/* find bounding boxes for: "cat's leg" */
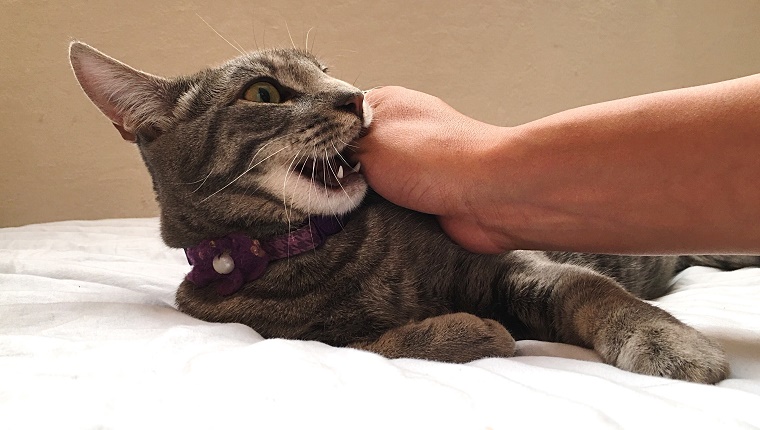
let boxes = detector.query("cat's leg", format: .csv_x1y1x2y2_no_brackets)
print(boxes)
502,252,729,383
349,312,516,363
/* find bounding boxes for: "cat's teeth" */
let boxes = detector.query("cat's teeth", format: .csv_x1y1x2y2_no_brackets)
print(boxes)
337,165,344,179
352,162,361,173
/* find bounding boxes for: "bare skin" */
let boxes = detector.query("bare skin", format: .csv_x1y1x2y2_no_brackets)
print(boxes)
355,75,760,255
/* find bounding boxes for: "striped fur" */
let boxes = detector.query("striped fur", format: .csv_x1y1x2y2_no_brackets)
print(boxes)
70,42,759,383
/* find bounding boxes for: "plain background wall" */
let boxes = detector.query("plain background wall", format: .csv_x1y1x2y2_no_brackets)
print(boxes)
2,0,760,227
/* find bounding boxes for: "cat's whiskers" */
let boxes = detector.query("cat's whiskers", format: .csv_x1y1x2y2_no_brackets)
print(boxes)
305,27,315,54
232,38,247,55
195,13,246,56
249,12,260,50
244,136,282,171
284,21,297,50
173,169,213,186
282,148,305,252
200,146,286,204
306,155,318,215
326,148,347,230
301,153,315,243
191,168,214,193
301,149,319,256
324,147,347,231
328,144,354,203
237,133,302,198
314,149,346,231
321,148,331,212
286,151,313,227
333,143,353,166
239,131,301,180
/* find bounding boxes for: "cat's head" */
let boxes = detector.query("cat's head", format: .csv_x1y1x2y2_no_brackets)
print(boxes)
69,41,371,248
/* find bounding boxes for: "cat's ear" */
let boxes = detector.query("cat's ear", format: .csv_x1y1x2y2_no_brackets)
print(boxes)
69,41,177,142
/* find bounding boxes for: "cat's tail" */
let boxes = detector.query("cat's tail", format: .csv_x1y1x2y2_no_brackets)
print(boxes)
675,255,760,272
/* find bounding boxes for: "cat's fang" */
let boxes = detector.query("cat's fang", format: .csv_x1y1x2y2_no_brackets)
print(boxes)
352,162,361,173
337,165,344,179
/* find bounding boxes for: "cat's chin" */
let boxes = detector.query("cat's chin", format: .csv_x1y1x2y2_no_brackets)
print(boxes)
259,166,368,217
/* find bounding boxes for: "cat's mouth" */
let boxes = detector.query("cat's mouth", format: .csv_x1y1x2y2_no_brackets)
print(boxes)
295,154,362,189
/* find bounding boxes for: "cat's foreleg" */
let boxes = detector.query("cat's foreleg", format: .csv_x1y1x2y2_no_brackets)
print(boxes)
349,312,516,363
504,253,729,383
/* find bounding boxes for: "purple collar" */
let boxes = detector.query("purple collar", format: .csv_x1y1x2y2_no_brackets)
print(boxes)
184,216,344,296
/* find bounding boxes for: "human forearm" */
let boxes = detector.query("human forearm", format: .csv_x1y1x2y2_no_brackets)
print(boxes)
356,80,760,254
482,73,760,253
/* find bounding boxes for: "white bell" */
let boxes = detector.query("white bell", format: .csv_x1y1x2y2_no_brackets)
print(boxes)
212,252,235,275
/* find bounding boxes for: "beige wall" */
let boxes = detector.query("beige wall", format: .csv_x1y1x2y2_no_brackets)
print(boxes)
2,0,760,227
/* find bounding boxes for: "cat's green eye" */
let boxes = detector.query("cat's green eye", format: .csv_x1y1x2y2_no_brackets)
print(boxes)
243,82,281,103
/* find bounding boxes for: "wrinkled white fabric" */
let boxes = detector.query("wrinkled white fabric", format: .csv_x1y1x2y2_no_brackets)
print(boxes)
1,218,759,429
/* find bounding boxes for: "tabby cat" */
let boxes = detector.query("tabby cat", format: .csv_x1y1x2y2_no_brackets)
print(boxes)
69,41,759,384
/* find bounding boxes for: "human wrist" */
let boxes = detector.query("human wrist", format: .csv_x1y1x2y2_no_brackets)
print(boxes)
469,124,525,203
464,122,565,251
457,124,524,220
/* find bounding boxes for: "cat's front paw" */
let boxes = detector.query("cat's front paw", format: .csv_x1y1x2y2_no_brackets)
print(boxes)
351,313,516,363
612,320,729,384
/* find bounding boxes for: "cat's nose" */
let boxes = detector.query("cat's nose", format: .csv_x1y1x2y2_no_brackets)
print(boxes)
336,92,364,119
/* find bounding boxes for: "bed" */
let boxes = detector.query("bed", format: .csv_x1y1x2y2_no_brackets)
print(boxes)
1,218,759,429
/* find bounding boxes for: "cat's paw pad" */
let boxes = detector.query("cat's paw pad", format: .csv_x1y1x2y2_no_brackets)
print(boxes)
614,321,728,384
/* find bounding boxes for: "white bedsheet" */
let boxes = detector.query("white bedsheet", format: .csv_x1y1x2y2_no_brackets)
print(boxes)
1,218,759,429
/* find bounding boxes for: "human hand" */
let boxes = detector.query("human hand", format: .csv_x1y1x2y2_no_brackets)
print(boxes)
354,86,514,253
